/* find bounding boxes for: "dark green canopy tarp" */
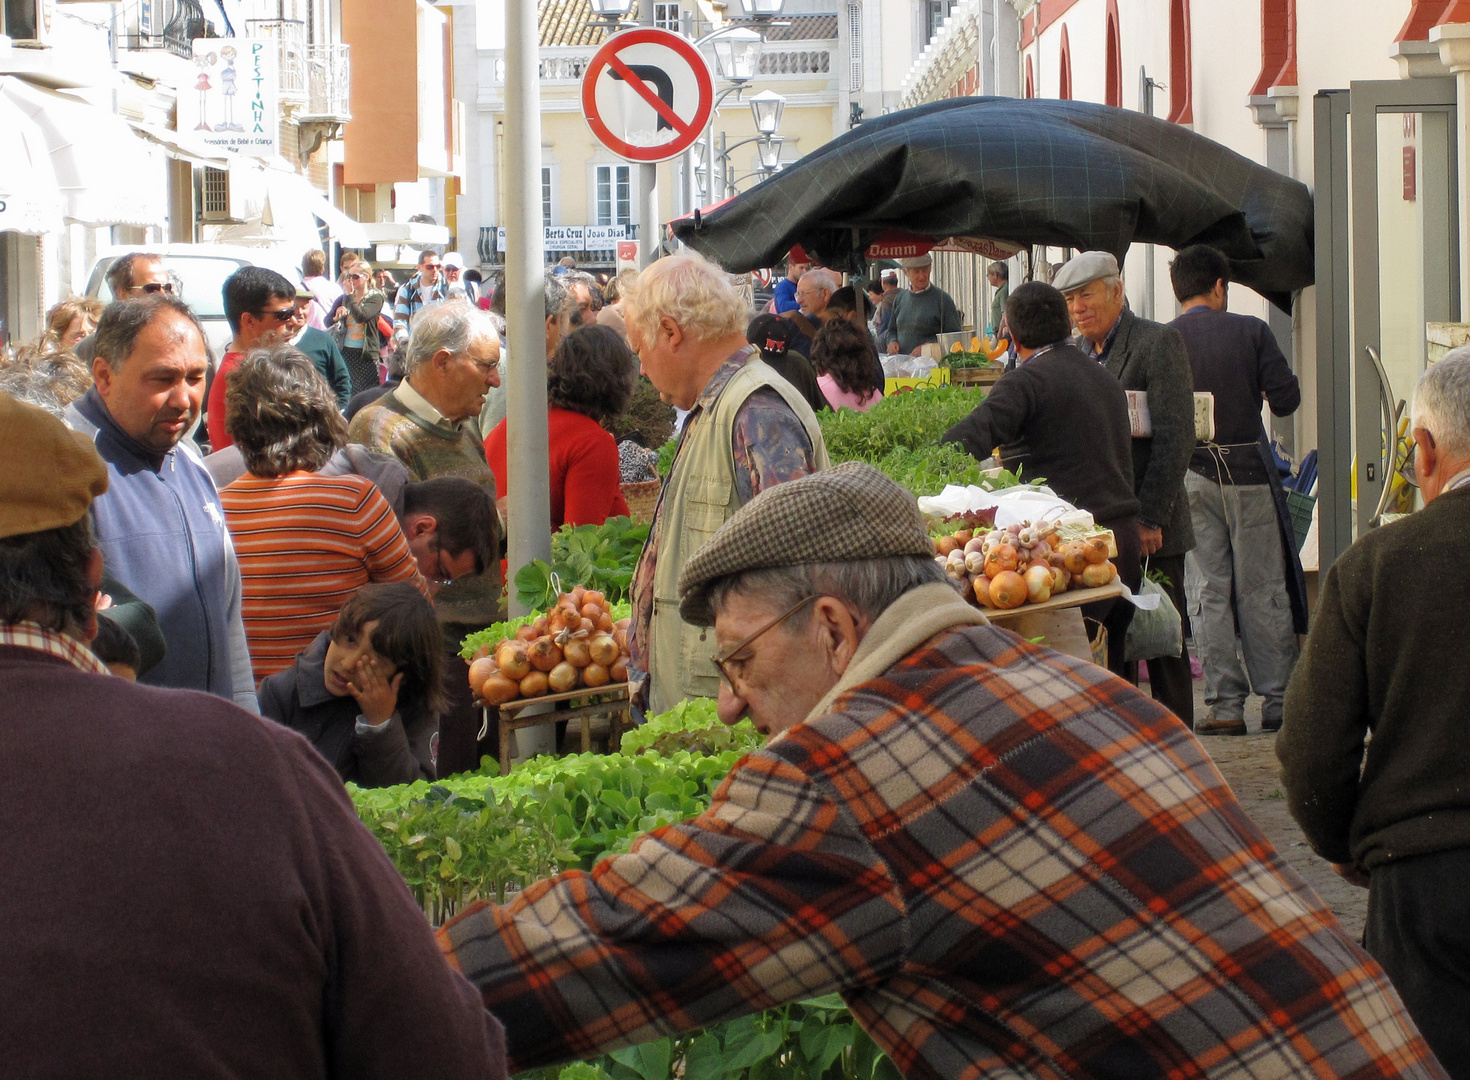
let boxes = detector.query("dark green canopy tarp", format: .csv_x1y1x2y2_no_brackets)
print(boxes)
672,96,1313,311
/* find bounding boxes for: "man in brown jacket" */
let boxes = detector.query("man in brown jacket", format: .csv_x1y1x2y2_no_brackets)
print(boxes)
0,391,505,1078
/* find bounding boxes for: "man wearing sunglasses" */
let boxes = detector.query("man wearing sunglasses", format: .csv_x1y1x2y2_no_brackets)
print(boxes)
439,462,1440,1080
207,266,300,450
76,253,178,365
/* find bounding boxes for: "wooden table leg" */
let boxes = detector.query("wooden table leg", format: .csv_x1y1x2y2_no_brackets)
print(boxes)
499,710,512,776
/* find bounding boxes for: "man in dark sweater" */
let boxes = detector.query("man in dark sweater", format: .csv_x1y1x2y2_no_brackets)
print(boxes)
1278,353,1470,1077
942,282,1141,673
1057,251,1196,724
1169,245,1302,735
0,390,506,1078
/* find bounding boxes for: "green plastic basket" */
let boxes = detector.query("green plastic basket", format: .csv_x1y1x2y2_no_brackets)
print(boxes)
1285,490,1316,554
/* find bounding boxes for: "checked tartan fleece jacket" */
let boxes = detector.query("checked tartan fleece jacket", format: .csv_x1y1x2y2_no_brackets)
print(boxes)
440,622,1441,1079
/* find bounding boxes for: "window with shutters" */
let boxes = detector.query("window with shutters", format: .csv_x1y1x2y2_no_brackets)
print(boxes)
847,3,862,93
1,0,39,40
542,167,553,226
202,168,230,217
595,164,633,226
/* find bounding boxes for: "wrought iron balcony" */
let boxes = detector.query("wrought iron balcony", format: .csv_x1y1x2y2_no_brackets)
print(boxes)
126,0,207,60
301,44,351,122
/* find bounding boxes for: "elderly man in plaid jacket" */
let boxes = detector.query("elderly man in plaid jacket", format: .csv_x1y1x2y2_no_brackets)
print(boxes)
440,463,1444,1080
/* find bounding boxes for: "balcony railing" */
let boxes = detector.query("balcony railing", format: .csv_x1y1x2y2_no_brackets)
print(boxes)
127,0,206,60
246,18,307,101
488,44,834,85
301,44,351,121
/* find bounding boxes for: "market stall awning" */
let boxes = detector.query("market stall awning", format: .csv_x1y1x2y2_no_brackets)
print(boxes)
0,76,166,230
130,122,233,169
0,83,64,236
671,97,1314,311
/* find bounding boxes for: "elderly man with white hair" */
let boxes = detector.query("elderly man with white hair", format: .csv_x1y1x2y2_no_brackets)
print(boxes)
347,297,504,775
1055,250,1196,725
621,251,829,715
779,268,838,359
1279,352,1470,1077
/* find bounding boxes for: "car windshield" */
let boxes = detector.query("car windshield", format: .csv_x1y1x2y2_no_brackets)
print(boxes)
98,256,249,319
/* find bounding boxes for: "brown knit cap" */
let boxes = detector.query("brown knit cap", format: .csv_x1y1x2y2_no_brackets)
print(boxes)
0,392,109,540
677,461,934,626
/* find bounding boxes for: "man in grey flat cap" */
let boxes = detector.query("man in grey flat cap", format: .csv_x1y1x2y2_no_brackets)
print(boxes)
878,253,962,356
1054,250,1196,726
438,461,1440,1080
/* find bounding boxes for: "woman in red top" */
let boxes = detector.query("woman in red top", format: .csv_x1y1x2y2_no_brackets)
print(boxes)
485,325,636,528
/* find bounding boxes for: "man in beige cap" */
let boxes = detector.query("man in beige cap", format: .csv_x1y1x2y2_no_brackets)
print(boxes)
0,391,508,1078
877,252,962,355
1053,249,1196,726
438,461,1440,1080
620,250,828,715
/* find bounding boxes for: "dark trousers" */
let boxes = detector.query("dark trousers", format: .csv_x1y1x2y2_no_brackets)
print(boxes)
1085,516,1141,678
1366,848,1470,1078
1133,553,1194,725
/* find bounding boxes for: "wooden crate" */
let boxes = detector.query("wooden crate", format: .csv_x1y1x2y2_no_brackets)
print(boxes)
949,365,1005,387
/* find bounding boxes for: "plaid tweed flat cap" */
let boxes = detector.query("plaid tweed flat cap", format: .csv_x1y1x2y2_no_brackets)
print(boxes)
677,461,935,625
1053,250,1120,293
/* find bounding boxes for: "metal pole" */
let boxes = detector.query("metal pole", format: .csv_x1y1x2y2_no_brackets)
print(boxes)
638,0,660,267
505,0,551,617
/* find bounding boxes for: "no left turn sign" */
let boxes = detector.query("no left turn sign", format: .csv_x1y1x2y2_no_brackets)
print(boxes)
581,28,715,163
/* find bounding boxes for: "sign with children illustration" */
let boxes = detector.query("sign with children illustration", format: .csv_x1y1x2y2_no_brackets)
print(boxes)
177,40,279,157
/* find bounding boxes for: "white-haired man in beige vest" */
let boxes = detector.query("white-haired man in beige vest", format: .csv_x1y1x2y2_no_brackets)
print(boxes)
622,251,830,715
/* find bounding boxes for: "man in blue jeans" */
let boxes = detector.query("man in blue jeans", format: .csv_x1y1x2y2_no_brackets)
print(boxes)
1168,245,1301,734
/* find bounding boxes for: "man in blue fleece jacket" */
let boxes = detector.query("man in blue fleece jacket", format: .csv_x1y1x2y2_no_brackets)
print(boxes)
66,294,258,712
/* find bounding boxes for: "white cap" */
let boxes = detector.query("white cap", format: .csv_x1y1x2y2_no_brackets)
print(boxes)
443,251,465,269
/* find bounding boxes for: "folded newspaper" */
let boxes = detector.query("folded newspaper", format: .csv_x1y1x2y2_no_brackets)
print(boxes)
1125,391,1216,442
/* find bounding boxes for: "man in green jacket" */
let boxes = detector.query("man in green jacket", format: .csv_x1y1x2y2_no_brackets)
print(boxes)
1279,353,1470,1078
878,254,963,356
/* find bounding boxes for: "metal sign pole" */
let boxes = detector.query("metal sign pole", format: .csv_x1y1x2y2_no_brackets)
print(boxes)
638,0,660,267
505,0,552,616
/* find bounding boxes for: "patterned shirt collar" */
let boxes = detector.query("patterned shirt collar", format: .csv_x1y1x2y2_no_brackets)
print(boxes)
0,621,111,676
1019,340,1066,365
690,346,758,415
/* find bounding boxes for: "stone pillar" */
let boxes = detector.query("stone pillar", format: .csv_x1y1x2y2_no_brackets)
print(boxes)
1432,20,1470,316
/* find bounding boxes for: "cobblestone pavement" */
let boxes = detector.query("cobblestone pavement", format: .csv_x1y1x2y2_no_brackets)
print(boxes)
1149,675,1369,941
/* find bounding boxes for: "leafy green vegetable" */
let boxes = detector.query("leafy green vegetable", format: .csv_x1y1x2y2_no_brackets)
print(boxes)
655,437,679,479
513,516,650,612
868,444,984,496
818,385,985,463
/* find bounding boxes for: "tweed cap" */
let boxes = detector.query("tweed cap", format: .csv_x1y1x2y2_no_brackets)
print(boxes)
897,254,932,269
677,461,934,625
0,392,108,540
1053,250,1120,293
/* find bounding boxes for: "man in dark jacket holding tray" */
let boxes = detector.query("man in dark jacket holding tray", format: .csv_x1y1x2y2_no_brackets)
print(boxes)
942,281,1140,673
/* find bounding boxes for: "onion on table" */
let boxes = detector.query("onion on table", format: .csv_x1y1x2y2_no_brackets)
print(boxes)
467,589,635,706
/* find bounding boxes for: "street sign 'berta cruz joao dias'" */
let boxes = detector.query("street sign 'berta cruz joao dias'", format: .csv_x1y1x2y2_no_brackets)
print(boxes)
581,28,715,163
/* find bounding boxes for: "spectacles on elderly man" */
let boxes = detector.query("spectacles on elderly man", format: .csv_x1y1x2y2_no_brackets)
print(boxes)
710,594,818,691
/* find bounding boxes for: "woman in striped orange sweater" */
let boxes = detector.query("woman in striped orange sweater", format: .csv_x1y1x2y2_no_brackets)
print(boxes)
219,346,428,681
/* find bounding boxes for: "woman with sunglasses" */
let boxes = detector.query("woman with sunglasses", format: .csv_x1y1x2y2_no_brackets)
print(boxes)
332,261,385,396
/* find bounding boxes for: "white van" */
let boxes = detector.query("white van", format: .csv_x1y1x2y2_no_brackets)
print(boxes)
83,244,306,358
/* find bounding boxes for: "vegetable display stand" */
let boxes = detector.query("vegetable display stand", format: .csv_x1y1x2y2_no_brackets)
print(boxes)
620,480,661,524
982,581,1126,664
883,367,950,395
486,683,633,775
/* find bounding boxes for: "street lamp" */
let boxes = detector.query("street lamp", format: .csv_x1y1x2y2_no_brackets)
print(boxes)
710,27,763,83
739,0,786,18
757,135,784,173
750,90,785,136
587,0,635,29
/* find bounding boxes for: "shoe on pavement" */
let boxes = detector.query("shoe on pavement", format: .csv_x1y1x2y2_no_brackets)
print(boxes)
1260,714,1282,733
1194,714,1248,737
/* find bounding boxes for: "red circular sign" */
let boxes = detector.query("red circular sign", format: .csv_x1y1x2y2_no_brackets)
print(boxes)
581,28,715,163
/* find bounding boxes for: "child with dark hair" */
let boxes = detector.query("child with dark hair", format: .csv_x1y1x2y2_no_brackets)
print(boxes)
259,582,446,787
811,317,884,412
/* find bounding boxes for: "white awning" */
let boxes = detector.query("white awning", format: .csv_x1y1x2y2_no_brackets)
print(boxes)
0,77,166,229
262,168,372,248
130,122,233,169
0,81,64,235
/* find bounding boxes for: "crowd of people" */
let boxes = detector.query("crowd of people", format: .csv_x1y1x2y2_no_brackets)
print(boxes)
1,235,1467,1079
